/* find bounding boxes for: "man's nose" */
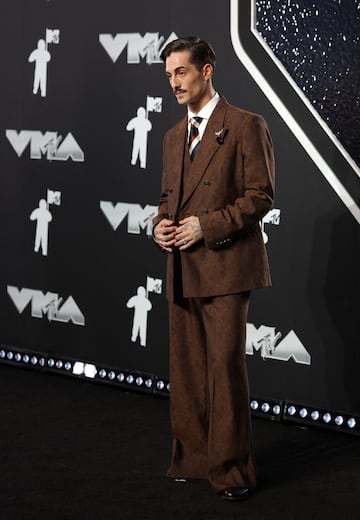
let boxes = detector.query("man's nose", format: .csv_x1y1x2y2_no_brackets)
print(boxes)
170,76,180,90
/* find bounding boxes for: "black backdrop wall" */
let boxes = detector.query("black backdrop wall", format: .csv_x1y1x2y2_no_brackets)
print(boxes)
0,0,359,418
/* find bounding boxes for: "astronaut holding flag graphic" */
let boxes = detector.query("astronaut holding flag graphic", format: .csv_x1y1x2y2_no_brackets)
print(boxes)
28,28,60,97
126,107,152,169
126,286,152,347
29,189,61,256
126,95,162,169
126,276,162,347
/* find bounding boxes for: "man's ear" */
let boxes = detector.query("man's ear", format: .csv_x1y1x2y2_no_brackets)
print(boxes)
203,63,213,80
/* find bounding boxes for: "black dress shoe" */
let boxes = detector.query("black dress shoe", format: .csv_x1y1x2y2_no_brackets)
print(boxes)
167,474,187,482
217,486,252,501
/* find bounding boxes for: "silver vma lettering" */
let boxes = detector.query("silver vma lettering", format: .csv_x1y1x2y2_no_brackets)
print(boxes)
7,286,85,326
100,201,158,236
246,323,311,365
5,130,84,162
99,32,177,64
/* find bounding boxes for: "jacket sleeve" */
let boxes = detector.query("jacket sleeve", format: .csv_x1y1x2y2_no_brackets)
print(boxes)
199,114,275,250
152,133,171,231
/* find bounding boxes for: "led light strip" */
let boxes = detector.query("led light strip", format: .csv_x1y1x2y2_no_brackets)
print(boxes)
0,345,358,435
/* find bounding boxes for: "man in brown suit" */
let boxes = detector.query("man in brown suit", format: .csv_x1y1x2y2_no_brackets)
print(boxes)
153,36,275,501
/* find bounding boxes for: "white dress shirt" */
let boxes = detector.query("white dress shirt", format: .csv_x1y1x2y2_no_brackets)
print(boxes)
187,92,220,140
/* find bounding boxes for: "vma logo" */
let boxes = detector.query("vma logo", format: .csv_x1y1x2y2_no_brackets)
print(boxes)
6,130,84,162
100,201,158,236
246,323,311,365
7,286,85,326
99,32,177,64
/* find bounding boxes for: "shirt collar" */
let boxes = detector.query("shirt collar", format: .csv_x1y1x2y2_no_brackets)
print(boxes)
188,92,220,122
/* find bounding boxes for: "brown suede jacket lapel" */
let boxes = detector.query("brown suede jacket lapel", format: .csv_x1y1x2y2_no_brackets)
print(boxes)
180,99,227,211
165,97,228,214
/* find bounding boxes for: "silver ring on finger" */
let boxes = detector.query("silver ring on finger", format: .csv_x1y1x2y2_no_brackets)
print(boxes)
183,239,188,245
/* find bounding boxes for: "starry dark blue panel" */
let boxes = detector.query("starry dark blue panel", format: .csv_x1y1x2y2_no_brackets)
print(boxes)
256,0,360,168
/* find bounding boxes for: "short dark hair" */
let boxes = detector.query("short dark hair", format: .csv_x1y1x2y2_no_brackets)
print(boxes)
160,36,216,71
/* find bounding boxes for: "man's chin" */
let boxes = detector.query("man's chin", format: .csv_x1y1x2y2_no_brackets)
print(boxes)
175,93,187,105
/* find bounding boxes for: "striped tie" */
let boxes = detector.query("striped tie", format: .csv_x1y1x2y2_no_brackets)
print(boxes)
188,117,202,160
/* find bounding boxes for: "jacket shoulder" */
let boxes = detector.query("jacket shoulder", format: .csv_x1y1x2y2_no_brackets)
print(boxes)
223,100,267,124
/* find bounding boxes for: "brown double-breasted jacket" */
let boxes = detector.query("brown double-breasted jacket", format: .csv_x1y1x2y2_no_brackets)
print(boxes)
153,96,275,301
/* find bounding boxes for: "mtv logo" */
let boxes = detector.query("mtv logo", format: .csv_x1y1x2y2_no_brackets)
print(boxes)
263,209,281,225
47,189,61,205
146,276,162,294
46,28,60,44
260,208,281,244
246,323,311,365
146,96,162,113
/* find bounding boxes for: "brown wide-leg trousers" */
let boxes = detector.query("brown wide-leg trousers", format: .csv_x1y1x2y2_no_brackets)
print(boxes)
167,292,256,492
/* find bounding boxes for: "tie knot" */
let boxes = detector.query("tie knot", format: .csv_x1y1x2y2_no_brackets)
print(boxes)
190,116,202,128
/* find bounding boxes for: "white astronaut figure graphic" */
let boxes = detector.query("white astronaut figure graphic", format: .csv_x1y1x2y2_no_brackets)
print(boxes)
126,107,152,169
28,39,51,97
30,199,53,256
126,286,152,347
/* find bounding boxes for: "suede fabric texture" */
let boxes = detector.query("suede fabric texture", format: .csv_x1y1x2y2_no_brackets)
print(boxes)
167,293,257,493
153,96,275,301
153,95,275,493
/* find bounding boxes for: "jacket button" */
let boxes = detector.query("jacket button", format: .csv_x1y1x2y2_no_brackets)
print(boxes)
167,188,173,193
201,209,209,215
204,180,211,186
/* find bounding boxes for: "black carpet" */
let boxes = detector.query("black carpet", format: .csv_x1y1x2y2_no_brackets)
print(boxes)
1,364,359,520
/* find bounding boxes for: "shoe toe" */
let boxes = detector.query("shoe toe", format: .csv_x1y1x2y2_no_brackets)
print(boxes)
217,486,251,501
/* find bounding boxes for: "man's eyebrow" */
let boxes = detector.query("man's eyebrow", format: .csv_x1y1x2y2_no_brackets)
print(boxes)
166,66,189,75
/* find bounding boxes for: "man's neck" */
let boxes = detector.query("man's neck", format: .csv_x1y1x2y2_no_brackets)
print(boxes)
188,88,216,115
